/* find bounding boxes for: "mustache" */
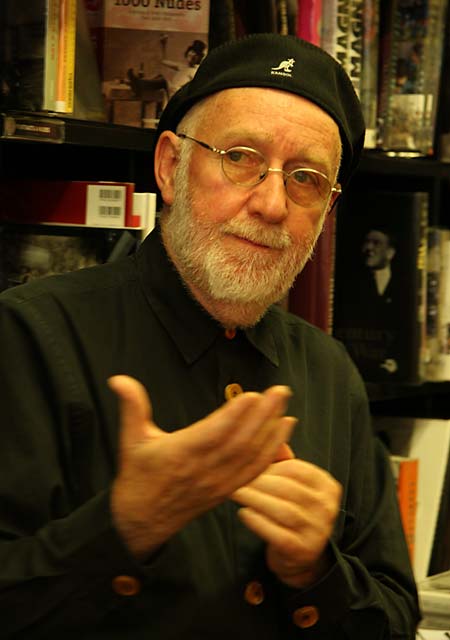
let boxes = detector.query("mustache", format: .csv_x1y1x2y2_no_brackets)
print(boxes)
220,220,292,250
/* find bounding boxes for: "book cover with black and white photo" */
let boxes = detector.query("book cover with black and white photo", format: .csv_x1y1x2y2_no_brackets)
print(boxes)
333,189,428,385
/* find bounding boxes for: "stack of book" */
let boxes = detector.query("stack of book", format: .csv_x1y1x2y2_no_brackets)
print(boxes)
417,570,450,634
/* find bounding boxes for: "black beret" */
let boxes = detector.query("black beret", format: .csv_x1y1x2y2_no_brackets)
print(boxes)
155,32,366,188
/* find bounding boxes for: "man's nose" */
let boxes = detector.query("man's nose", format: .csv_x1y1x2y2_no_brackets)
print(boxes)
247,170,289,223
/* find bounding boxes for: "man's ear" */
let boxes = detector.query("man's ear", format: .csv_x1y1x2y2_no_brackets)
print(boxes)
154,131,180,206
327,190,341,215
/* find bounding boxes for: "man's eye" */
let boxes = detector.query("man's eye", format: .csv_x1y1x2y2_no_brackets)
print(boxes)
291,170,315,185
227,150,246,163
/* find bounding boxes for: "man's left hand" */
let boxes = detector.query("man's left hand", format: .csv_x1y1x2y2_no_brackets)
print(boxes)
231,458,342,589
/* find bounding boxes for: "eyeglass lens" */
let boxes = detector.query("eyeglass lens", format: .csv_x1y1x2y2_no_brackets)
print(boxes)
221,147,331,206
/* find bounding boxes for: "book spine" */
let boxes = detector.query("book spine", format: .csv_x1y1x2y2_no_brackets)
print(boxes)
415,192,429,383
55,0,77,113
347,0,363,97
296,0,322,46
288,212,336,334
424,227,442,375
391,456,419,564
360,0,380,148
43,0,60,111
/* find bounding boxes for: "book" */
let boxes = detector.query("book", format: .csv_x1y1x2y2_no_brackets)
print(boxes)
390,454,419,563
377,0,448,157
375,416,450,581
333,189,429,385
320,0,351,67
55,0,77,113
296,0,322,45
0,1,56,112
83,0,210,128
133,191,157,240
275,0,297,36
0,223,135,292
360,0,380,148
425,228,450,382
288,210,336,334
347,0,364,98
418,570,450,629
0,180,140,228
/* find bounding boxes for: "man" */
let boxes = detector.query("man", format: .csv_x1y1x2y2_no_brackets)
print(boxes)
334,221,406,381
361,226,397,298
0,34,419,638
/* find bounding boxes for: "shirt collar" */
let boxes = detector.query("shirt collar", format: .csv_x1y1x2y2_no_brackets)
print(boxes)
135,227,280,367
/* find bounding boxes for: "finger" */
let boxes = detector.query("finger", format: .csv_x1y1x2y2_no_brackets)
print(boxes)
273,442,295,463
108,375,163,447
188,386,293,452
236,506,300,552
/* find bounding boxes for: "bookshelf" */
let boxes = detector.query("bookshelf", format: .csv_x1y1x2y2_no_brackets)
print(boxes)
0,113,156,190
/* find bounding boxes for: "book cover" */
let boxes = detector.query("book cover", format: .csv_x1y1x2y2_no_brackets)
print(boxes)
288,211,336,334
0,180,139,228
377,0,448,157
333,189,428,385
0,223,129,292
375,416,450,581
390,454,419,563
83,0,210,128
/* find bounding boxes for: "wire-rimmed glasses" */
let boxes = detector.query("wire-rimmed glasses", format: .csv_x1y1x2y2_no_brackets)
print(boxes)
177,133,341,207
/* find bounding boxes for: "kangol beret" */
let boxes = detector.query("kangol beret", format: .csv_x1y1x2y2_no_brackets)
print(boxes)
155,33,366,188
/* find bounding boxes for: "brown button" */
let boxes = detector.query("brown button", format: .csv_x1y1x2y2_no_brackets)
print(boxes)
112,575,141,596
244,580,264,605
292,605,319,628
224,383,243,400
225,328,236,339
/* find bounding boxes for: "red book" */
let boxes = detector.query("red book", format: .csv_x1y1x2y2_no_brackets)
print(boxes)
296,0,322,46
288,212,336,334
0,180,139,228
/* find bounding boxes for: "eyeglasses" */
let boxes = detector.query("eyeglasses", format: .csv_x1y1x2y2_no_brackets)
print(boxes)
177,133,342,207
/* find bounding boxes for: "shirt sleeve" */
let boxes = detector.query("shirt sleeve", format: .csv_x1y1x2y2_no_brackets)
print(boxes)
0,298,154,637
274,362,421,638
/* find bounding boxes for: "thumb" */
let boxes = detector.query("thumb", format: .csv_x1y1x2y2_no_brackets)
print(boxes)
108,374,163,449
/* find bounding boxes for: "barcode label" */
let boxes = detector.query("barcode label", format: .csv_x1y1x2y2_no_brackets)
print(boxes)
86,184,126,227
99,189,122,200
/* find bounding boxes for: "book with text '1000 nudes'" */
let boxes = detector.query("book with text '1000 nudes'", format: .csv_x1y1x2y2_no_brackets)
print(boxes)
83,0,210,128
333,189,428,385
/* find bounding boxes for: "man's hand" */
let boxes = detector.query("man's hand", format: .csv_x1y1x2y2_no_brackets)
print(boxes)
231,458,342,589
108,375,296,558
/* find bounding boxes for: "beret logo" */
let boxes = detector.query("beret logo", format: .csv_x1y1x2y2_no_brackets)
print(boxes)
271,58,295,77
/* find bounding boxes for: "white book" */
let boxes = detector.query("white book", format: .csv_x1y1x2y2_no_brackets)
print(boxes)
375,417,450,581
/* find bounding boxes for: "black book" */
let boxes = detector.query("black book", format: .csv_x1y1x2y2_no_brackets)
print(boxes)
333,189,428,385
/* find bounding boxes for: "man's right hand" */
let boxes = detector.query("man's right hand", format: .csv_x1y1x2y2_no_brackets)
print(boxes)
108,375,296,559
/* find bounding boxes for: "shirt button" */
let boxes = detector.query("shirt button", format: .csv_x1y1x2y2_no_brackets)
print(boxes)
112,575,141,596
224,383,243,400
292,605,320,628
244,580,264,605
224,328,236,339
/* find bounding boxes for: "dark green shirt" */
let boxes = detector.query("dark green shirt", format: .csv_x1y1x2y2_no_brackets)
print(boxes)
0,229,419,639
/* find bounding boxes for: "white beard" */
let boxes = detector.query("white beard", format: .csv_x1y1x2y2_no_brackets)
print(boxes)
161,153,324,325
